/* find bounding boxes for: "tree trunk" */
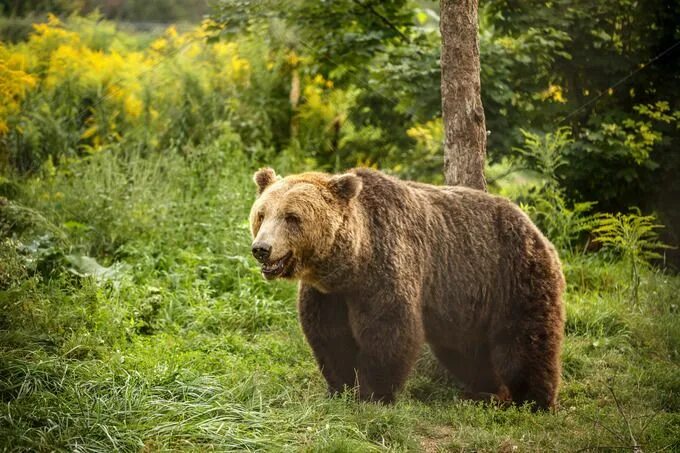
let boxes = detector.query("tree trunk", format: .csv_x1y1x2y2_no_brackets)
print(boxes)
440,0,487,191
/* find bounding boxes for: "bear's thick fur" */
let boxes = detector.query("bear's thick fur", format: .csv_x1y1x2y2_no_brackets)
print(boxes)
249,167,565,409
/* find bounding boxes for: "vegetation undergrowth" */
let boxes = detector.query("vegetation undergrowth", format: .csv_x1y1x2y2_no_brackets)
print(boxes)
0,9,678,453
1,133,678,451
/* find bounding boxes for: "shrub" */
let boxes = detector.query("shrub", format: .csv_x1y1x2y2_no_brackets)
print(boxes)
0,15,285,172
592,209,671,305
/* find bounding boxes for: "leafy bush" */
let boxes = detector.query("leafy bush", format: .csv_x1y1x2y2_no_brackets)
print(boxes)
0,15,287,172
514,127,571,186
503,127,597,254
2,131,679,451
522,187,596,255
0,8,678,451
592,209,671,304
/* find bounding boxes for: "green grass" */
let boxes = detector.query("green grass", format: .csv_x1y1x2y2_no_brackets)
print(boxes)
1,139,679,451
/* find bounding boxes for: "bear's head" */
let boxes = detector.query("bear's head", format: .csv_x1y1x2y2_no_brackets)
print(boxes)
249,167,362,281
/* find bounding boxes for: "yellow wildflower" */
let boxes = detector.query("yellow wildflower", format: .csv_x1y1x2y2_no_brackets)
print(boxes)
150,38,167,53
287,51,300,66
496,37,515,50
165,25,179,40
229,55,251,81
124,95,143,118
540,84,567,103
0,44,37,135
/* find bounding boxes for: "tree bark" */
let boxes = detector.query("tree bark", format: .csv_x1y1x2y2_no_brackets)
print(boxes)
440,0,487,191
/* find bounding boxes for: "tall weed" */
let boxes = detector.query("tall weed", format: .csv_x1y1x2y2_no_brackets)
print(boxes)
592,209,671,304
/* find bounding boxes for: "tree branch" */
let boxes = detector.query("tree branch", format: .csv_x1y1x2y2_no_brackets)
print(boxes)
352,0,411,44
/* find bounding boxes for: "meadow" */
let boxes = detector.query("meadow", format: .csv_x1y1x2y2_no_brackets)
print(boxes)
0,14,679,452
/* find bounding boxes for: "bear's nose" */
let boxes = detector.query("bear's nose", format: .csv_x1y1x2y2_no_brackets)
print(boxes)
251,242,272,262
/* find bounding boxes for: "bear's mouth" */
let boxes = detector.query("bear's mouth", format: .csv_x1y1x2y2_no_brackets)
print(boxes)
261,251,295,279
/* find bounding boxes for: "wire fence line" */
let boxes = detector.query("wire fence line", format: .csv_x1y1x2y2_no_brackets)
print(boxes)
7,12,406,142
21,10,419,152
8,7,679,151
1,16,196,31
73,34,204,127
556,39,680,126
2,15,204,132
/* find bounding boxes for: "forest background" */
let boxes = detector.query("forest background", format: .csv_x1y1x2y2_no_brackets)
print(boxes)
0,0,678,450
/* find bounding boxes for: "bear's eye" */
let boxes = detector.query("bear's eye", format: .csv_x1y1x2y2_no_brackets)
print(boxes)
285,213,301,225
257,212,264,223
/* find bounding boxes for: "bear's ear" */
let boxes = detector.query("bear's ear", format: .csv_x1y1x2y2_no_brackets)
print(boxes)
328,173,362,202
253,167,278,195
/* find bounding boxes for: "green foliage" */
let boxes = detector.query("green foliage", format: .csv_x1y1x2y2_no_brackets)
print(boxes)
1,142,679,450
214,0,415,72
592,209,671,304
0,0,78,17
0,15,289,173
0,8,678,451
4,1,679,214
0,0,209,23
484,0,680,211
507,127,597,254
522,187,596,255
212,0,444,178
207,0,680,217
514,127,571,185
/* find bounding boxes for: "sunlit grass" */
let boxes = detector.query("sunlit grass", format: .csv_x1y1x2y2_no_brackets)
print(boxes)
1,142,679,451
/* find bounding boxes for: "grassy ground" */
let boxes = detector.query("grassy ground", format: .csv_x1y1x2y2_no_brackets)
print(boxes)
1,140,679,451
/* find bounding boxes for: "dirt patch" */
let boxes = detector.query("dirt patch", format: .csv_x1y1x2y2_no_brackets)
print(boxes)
419,425,455,453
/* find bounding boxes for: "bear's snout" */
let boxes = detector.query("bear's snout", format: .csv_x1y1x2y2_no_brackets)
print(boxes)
251,241,272,262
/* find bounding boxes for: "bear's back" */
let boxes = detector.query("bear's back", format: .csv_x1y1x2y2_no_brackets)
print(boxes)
350,168,562,328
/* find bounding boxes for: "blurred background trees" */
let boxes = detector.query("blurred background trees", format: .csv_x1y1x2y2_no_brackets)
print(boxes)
1,4,679,450
0,0,209,22
209,0,680,259
0,0,678,263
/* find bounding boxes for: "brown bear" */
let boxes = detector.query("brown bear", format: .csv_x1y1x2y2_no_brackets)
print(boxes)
249,167,565,409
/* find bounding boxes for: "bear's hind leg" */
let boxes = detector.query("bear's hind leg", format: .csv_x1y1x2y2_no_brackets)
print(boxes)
430,344,505,402
298,285,359,395
491,329,561,411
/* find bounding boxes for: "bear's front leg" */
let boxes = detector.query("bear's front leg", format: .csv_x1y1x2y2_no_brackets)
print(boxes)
351,293,423,403
298,284,359,395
